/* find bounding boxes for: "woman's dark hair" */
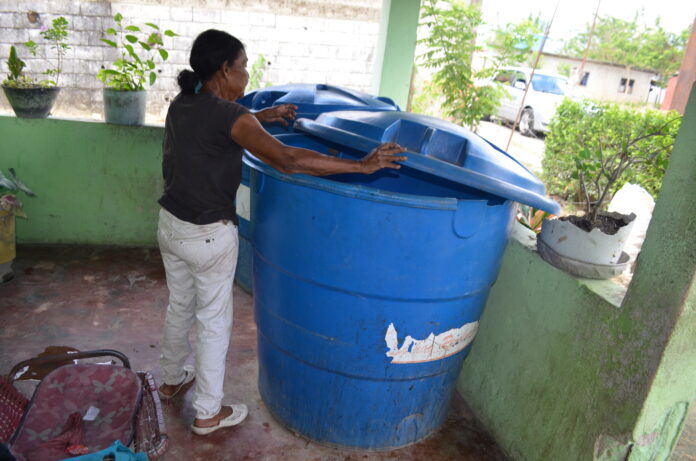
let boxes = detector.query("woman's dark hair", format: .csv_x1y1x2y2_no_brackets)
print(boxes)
177,29,245,94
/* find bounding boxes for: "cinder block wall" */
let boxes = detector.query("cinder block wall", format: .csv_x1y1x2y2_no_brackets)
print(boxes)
0,0,381,122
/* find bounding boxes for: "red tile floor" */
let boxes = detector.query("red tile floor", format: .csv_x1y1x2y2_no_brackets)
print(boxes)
0,246,516,461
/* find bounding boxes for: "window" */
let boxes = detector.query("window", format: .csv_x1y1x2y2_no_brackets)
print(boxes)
494,71,514,84
580,72,590,86
618,78,635,94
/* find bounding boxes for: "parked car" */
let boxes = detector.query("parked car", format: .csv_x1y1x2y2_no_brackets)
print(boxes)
489,67,569,137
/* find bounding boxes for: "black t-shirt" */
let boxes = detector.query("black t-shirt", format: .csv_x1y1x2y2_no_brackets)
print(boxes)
158,92,251,225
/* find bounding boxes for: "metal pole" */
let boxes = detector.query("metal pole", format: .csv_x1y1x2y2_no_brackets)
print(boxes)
577,0,602,86
505,0,562,151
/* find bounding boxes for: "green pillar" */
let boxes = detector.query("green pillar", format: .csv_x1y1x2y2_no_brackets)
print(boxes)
455,85,696,461
372,0,421,109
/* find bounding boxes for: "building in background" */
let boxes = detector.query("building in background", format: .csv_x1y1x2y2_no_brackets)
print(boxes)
540,52,663,105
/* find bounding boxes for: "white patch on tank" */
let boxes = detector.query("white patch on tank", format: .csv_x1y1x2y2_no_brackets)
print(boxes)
236,183,251,221
385,321,479,364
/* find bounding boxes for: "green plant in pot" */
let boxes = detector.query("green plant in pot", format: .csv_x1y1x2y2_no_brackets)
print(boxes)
97,13,176,126
0,169,35,283
538,102,680,279
2,16,70,118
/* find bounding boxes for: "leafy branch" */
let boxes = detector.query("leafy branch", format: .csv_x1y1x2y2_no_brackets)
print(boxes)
573,116,680,222
417,0,540,130
2,16,70,88
97,13,177,91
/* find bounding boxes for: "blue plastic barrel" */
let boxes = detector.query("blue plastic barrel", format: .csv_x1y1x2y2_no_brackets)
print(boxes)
234,84,400,292
246,111,558,449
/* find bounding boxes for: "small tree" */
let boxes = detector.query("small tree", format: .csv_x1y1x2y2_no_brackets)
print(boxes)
574,117,680,223
543,99,680,224
417,0,540,130
25,16,70,86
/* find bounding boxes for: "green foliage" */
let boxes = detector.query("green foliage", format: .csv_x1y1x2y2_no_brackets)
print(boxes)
4,46,26,82
0,168,36,218
561,14,690,86
97,14,177,91
517,205,554,233
2,17,70,88
410,75,444,118
542,99,680,221
247,55,268,91
556,63,571,77
417,0,541,130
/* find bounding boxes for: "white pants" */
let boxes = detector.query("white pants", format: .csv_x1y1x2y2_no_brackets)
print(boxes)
157,208,238,419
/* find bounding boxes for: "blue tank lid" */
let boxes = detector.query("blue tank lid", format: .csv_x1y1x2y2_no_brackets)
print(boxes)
236,83,400,113
294,111,560,214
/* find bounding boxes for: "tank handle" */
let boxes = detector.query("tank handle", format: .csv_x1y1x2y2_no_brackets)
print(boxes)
452,200,487,239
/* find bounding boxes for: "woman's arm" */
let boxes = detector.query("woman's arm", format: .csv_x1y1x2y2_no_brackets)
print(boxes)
231,113,406,176
253,104,297,127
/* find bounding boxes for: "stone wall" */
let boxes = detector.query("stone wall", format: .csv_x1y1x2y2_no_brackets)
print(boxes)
0,0,382,122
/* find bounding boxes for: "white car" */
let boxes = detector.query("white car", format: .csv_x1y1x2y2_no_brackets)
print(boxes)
491,67,569,136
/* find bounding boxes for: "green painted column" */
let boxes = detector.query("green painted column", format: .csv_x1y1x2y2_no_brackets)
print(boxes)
371,0,421,109
455,85,696,461
617,86,696,461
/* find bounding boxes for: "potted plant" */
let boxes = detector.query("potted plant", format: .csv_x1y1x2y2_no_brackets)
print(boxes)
537,115,680,279
97,13,176,126
1,16,70,118
0,169,35,283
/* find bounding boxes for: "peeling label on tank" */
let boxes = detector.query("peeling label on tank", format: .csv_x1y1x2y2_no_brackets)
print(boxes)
236,184,251,221
384,321,479,364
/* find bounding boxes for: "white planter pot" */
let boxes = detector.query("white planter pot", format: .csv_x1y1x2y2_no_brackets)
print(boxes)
538,213,636,279
540,214,635,265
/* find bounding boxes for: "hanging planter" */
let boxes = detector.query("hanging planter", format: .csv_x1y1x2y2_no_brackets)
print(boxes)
2,86,60,118
103,88,146,125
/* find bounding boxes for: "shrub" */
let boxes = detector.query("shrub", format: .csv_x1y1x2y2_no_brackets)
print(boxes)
542,99,680,205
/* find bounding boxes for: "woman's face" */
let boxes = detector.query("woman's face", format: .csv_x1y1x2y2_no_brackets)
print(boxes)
222,50,249,101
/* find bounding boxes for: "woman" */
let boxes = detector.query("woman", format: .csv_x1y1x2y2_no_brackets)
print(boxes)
156,29,406,435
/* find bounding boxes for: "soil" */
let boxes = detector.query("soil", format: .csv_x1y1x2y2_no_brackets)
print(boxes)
560,211,636,235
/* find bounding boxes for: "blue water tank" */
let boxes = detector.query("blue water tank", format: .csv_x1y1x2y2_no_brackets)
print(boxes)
234,84,400,292
236,83,400,135
246,111,558,450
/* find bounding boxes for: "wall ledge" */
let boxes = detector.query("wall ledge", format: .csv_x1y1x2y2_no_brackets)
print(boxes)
0,112,166,128
510,221,628,308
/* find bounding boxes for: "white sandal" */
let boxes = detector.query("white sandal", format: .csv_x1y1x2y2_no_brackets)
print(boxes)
158,365,195,400
191,404,248,435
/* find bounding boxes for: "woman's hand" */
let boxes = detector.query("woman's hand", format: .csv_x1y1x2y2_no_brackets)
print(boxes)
254,104,298,127
232,115,407,176
359,143,407,174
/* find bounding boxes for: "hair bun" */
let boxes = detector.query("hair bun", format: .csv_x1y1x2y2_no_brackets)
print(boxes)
177,69,200,94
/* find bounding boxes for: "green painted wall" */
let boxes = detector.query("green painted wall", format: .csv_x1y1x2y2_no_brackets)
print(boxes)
457,87,696,460
372,0,421,108
1,117,163,245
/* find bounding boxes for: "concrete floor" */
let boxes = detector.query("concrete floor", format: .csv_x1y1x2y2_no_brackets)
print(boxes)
1,246,512,461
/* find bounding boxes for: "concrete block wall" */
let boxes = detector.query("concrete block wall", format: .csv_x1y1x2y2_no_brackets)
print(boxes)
541,54,661,105
0,0,381,122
